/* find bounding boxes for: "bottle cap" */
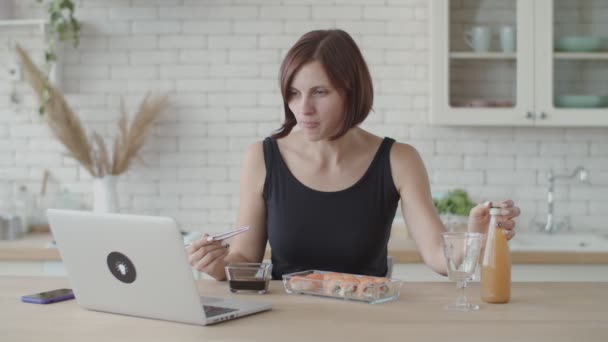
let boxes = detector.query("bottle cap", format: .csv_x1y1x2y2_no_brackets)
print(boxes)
489,207,502,215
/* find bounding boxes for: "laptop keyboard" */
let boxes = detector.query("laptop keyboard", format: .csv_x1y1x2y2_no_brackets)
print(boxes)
203,305,238,318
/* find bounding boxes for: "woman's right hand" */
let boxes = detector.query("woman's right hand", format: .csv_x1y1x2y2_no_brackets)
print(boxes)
186,234,230,278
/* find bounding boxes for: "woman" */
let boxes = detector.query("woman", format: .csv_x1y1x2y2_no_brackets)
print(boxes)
186,29,520,280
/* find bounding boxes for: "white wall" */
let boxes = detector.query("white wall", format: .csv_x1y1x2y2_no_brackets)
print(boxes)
1,0,607,234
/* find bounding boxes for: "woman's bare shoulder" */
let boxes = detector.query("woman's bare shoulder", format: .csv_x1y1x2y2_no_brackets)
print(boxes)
240,140,267,190
389,141,423,164
389,141,427,190
243,140,265,165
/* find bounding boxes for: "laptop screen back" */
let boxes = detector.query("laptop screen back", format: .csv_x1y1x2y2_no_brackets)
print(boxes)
47,209,208,325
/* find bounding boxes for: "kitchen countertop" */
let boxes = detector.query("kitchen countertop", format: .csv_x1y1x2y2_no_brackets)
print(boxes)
1,232,608,264
1,276,606,341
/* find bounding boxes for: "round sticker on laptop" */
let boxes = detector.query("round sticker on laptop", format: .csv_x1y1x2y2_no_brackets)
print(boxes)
107,252,137,284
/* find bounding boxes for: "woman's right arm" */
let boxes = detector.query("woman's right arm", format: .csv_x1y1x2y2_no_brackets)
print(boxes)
186,141,268,280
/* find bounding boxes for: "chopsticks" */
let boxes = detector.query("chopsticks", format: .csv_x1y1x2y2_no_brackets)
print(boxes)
184,226,251,247
207,225,251,242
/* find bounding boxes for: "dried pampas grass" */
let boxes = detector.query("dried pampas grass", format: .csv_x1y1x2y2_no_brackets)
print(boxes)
111,94,167,175
16,44,167,178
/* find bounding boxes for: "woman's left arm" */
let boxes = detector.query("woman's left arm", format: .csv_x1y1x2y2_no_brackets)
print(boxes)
390,143,449,275
390,143,522,276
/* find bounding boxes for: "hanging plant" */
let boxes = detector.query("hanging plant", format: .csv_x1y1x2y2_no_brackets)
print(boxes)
37,0,81,115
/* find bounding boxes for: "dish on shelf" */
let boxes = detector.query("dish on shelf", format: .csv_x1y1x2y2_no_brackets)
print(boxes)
554,95,608,108
450,99,514,108
555,36,603,52
282,270,403,304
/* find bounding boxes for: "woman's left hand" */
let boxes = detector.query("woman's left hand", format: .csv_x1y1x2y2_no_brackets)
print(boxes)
468,200,521,240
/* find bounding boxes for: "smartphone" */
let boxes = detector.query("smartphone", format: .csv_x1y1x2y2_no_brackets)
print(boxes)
21,288,75,304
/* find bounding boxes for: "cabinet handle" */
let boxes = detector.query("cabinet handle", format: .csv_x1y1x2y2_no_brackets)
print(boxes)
539,112,547,119
526,111,535,119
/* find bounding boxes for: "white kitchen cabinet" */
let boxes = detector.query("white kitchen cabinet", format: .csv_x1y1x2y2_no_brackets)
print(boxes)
430,0,608,126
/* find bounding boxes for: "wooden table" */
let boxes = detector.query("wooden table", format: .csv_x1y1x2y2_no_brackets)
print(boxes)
1,276,606,341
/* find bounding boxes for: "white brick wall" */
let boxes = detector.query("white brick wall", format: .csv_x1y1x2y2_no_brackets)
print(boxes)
1,0,607,234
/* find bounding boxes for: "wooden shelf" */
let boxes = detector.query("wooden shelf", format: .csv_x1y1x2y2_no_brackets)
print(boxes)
0,19,46,33
554,52,608,60
3,233,608,264
450,52,517,60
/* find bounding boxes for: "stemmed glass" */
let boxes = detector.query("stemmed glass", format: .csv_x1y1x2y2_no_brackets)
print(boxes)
441,232,483,311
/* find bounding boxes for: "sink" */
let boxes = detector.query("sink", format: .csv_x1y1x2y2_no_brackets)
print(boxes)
509,233,608,252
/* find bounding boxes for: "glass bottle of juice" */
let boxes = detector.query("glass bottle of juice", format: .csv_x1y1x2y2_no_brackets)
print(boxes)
480,206,511,303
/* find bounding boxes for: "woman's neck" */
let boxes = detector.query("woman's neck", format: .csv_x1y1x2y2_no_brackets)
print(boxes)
296,127,366,166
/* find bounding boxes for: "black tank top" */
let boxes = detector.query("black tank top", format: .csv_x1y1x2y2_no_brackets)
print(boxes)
262,137,400,279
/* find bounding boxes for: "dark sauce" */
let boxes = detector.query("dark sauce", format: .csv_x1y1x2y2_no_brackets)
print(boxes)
229,279,269,292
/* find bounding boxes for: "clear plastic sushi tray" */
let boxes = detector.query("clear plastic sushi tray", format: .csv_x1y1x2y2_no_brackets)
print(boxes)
282,270,403,304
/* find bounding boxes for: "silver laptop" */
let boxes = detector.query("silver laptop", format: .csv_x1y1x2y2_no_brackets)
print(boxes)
46,209,272,326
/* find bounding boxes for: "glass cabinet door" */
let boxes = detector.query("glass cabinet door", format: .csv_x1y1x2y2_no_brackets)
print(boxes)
449,0,519,108
535,0,608,126
431,0,534,125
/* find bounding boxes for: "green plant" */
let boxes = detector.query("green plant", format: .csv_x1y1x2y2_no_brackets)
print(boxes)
433,189,477,216
37,0,81,115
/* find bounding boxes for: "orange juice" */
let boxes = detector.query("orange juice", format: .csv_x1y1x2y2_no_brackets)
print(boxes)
480,207,511,303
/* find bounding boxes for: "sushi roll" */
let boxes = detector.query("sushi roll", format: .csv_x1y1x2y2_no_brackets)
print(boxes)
372,277,392,297
340,274,359,297
305,273,325,291
289,273,324,292
356,276,377,298
323,273,344,296
323,273,359,297
357,276,391,299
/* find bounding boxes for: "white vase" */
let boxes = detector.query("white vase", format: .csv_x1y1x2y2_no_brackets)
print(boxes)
93,176,119,213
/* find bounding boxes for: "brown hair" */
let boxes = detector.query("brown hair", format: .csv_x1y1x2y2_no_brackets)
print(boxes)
272,29,373,140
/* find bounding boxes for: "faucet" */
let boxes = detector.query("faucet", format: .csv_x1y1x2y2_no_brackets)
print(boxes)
541,166,590,234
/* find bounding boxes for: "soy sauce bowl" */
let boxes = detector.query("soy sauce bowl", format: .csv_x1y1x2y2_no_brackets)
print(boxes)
225,263,273,294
